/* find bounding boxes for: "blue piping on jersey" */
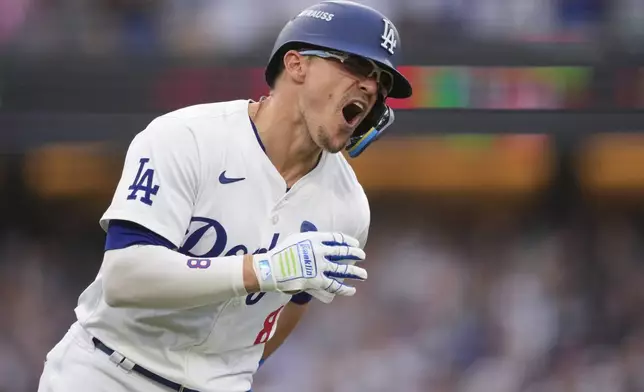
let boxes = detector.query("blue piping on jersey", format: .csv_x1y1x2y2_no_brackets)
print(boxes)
249,117,267,153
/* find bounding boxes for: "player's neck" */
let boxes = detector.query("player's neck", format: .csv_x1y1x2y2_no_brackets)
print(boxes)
249,96,322,188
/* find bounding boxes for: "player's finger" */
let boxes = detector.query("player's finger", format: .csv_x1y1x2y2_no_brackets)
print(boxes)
324,245,366,262
320,232,360,248
324,262,368,281
324,236,365,257
321,277,357,297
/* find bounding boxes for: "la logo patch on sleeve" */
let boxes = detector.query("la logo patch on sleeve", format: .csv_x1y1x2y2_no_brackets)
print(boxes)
127,157,159,206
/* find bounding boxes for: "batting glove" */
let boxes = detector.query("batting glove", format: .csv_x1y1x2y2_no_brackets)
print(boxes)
252,232,367,303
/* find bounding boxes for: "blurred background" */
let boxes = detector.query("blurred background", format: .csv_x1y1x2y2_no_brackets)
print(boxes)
2,0,644,391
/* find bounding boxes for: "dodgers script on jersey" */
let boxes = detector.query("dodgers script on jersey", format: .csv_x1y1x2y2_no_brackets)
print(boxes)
73,100,370,391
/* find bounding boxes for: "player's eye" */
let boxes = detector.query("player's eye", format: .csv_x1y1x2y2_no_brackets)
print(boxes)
342,56,375,79
343,56,394,95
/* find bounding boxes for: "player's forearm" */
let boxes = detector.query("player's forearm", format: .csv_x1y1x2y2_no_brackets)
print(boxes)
102,245,259,309
262,300,309,360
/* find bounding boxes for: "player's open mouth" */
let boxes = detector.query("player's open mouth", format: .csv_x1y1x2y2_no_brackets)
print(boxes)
342,101,366,127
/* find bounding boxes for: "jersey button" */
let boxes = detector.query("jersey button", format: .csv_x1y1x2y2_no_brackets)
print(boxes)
272,215,279,225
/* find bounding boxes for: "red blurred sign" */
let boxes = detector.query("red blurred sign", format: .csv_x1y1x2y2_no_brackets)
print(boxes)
150,65,596,112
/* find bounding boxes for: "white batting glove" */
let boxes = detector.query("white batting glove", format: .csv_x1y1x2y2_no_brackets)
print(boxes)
306,256,361,304
252,232,367,302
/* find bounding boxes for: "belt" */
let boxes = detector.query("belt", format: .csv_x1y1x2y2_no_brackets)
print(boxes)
92,337,199,392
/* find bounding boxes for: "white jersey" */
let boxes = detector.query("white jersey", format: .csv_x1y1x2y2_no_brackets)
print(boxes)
74,99,370,391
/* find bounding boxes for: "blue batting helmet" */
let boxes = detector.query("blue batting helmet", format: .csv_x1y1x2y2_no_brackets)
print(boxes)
265,0,412,157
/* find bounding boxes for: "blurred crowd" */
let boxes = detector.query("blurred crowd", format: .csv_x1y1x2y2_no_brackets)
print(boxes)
253,199,644,392
2,192,644,392
2,0,644,57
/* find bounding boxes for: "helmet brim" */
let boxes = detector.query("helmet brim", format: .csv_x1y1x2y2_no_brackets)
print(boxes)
385,66,412,99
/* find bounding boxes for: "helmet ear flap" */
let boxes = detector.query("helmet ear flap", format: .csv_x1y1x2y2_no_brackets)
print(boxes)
351,95,386,141
345,95,395,158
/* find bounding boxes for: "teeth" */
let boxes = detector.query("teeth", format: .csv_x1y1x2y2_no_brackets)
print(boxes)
354,101,365,111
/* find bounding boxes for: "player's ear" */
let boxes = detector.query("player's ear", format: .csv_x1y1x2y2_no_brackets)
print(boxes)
282,50,307,85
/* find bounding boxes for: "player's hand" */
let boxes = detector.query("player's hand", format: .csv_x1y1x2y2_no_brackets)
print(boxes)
306,257,362,304
252,232,367,302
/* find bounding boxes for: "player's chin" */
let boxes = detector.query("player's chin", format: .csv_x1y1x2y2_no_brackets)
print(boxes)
322,134,351,154
328,125,354,153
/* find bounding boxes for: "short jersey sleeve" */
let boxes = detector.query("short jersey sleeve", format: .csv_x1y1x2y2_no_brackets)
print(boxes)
355,191,371,249
100,117,200,248
356,215,370,249
356,224,369,249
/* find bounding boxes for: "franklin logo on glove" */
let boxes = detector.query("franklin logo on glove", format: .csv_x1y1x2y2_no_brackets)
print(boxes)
299,241,316,278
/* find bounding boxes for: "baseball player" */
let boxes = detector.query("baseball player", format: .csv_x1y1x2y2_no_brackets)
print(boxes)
37,1,412,391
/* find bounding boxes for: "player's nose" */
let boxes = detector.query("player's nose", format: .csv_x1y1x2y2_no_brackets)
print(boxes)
358,76,378,98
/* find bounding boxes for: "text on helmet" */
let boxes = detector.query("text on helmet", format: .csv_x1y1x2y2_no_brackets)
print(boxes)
297,10,334,22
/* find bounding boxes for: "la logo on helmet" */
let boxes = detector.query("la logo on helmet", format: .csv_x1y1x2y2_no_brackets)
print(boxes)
380,18,397,55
